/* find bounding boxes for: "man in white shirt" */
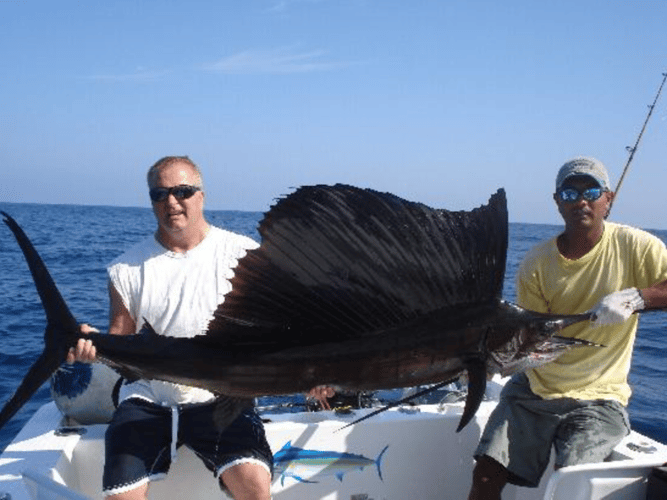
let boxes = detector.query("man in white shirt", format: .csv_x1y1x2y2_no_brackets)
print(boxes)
70,156,272,500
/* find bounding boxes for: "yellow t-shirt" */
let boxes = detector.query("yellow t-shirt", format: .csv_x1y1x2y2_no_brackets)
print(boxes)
517,222,667,405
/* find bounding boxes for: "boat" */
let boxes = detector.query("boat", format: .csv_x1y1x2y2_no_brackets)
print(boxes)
0,375,666,500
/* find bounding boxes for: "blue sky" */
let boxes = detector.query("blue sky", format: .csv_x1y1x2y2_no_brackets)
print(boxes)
2,0,667,228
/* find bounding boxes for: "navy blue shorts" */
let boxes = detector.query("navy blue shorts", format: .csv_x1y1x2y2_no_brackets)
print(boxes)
103,398,273,496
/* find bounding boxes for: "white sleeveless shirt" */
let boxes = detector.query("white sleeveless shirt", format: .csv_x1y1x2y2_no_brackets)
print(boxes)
107,226,259,406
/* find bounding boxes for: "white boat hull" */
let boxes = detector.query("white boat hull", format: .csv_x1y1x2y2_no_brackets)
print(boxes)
1,387,666,500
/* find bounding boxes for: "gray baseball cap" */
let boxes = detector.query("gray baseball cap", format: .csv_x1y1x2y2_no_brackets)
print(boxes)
555,157,611,191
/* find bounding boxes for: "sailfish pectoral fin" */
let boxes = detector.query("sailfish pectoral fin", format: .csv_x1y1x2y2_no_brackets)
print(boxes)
456,359,487,432
334,378,458,432
0,347,68,429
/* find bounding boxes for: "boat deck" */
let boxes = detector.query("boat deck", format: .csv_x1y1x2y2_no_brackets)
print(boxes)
1,398,666,500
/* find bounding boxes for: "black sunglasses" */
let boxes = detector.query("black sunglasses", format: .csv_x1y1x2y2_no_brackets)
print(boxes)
149,185,201,203
556,186,605,203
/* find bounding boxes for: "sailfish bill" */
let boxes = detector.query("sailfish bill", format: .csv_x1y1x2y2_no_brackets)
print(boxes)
0,185,598,433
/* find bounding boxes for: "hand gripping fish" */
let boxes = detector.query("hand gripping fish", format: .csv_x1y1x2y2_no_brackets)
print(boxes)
0,185,598,433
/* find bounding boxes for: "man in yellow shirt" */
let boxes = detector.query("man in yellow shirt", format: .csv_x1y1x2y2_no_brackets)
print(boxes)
468,157,667,500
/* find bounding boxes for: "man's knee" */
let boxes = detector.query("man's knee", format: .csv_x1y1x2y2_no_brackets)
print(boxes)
220,462,271,500
105,483,149,500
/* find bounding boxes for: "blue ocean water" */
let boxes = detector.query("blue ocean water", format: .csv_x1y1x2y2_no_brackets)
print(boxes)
0,202,665,452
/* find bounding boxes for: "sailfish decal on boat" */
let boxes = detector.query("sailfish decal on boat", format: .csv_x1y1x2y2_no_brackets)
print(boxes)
273,441,389,485
0,184,600,433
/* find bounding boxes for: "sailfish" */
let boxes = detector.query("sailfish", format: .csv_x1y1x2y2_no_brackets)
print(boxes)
0,184,597,433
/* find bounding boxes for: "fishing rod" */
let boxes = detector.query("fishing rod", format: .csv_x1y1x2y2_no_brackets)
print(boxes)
610,71,667,212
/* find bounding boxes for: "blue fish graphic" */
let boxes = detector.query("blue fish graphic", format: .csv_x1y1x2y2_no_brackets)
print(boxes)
273,441,389,485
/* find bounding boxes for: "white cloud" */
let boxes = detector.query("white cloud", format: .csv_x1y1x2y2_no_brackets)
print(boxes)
203,46,347,75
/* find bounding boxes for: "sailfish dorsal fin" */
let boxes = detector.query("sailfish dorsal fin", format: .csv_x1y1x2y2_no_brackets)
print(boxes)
206,185,508,347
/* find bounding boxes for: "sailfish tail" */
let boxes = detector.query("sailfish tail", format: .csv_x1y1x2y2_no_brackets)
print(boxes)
0,212,79,430
0,350,67,429
375,445,389,481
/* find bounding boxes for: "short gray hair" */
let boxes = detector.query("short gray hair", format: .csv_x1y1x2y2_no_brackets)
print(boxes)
146,156,204,190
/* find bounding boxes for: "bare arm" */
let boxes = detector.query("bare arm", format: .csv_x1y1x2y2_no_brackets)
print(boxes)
107,280,136,336
66,281,136,363
640,278,667,310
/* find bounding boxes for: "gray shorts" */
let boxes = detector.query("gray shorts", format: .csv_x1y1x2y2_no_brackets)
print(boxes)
474,374,630,487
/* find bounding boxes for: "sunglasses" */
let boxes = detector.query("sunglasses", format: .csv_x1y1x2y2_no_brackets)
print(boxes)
149,185,201,203
556,186,605,203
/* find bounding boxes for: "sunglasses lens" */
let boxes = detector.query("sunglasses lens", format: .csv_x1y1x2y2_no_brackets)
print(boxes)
559,189,579,202
150,185,200,202
558,187,604,203
583,187,602,201
173,186,198,199
149,188,169,202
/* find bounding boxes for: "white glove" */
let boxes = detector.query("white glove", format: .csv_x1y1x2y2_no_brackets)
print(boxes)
590,288,645,327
